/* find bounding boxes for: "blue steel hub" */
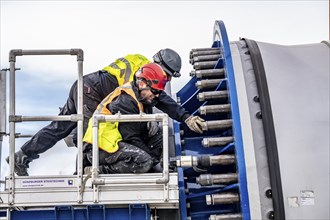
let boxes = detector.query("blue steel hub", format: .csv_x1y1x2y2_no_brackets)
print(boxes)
174,20,250,220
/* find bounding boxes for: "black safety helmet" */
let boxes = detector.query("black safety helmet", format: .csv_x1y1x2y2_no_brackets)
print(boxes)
153,48,182,77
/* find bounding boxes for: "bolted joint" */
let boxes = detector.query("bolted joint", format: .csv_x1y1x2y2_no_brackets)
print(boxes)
176,156,198,167
161,114,168,126
253,95,260,102
9,49,23,62
92,114,105,127
256,111,262,119
265,189,272,198
70,114,83,122
70,48,84,61
92,178,105,186
267,211,275,219
9,115,22,122
156,170,169,184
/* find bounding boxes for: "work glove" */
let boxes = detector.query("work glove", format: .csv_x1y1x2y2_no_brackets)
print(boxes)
147,121,160,137
185,116,205,134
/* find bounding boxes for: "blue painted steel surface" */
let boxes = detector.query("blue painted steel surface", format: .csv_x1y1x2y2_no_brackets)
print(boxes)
54,206,75,220
178,168,188,220
6,204,150,220
214,20,250,219
129,204,150,220
174,20,250,219
86,205,106,220
174,114,188,220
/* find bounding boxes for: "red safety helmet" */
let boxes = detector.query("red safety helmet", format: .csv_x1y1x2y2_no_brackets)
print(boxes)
135,63,167,91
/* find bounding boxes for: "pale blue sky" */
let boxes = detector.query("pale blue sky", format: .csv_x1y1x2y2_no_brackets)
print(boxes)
0,1,329,177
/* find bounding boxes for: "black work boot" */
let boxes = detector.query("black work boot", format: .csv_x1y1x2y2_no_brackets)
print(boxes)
6,150,33,176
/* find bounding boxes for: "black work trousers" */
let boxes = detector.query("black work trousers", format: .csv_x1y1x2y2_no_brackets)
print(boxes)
84,131,163,174
21,71,117,159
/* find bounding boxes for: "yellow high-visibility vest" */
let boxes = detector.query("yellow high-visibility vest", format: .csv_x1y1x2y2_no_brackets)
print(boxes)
103,54,150,86
83,83,144,153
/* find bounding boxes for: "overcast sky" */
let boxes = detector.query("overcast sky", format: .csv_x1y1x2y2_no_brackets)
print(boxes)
0,1,328,178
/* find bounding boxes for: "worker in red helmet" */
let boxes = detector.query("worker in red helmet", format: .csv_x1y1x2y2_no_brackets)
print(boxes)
8,49,205,176
83,63,170,173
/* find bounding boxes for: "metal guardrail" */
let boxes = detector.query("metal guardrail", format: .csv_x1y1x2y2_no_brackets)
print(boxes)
2,49,174,208
7,49,84,205
90,113,170,202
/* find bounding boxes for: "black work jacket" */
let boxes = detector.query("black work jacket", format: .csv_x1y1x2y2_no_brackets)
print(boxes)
94,71,190,122
106,81,189,152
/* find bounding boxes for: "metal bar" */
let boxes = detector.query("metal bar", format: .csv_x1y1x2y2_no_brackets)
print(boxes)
9,49,83,60
186,183,239,200
14,134,33,138
92,114,101,203
198,155,236,167
206,192,240,205
190,54,222,64
199,104,231,115
196,173,238,186
176,154,235,167
190,47,221,52
202,136,234,147
201,119,232,131
161,115,170,201
0,70,6,135
8,61,16,205
209,213,242,220
91,113,170,185
197,91,228,101
209,155,236,165
193,61,218,70
0,70,7,182
195,79,222,90
190,68,225,79
190,48,221,59
18,115,79,122
76,59,84,203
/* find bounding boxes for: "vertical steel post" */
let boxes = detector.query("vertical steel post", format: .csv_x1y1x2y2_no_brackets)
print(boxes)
8,56,17,204
0,69,6,136
92,114,101,203
76,52,84,203
0,69,7,183
161,115,169,201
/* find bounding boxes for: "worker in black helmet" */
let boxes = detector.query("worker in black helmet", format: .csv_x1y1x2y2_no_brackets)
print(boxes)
153,48,181,78
7,48,205,176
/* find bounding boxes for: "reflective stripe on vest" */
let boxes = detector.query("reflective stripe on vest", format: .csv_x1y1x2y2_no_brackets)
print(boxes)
83,83,144,153
103,54,150,86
